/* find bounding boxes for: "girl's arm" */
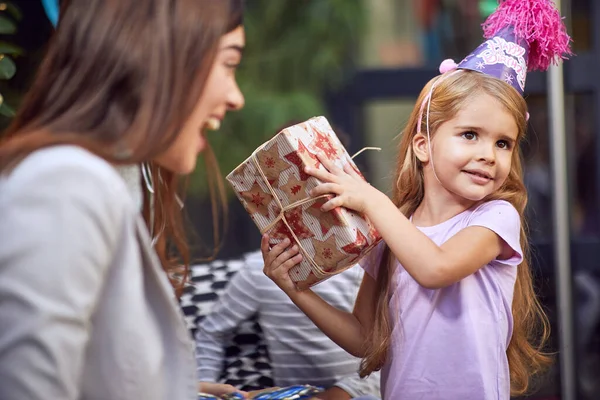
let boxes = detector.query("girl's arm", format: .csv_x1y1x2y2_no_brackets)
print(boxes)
306,155,515,289
363,192,509,288
261,235,376,357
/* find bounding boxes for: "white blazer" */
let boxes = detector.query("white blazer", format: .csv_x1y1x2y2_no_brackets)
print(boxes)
0,145,196,400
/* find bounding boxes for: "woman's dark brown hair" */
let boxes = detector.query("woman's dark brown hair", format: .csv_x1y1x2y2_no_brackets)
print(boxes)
0,0,244,294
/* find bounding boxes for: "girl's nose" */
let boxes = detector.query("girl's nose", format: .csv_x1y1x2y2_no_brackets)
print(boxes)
476,144,496,164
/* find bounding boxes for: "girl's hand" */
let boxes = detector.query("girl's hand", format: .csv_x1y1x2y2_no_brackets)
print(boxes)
305,153,377,214
261,235,303,295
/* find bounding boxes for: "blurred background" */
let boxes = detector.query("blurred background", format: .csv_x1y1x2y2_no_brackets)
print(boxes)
2,1,599,399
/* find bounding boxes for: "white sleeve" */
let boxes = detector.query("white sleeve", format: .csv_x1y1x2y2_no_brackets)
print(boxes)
0,162,124,400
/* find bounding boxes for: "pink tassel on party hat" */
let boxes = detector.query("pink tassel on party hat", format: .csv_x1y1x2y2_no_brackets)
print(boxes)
482,0,572,72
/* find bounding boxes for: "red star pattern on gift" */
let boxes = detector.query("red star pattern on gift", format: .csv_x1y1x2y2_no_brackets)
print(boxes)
366,219,382,241
297,274,314,287
342,229,368,255
267,176,279,188
306,198,348,235
256,142,292,182
281,175,309,204
285,140,320,181
237,160,252,178
311,234,341,272
269,205,314,241
312,127,339,159
239,181,273,218
268,221,294,243
293,269,321,290
283,206,314,240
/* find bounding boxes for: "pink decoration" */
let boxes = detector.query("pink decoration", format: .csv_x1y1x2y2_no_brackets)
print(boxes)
439,59,458,74
482,0,573,72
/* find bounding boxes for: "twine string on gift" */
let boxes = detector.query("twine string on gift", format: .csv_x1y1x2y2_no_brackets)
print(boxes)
249,143,381,278
350,146,381,159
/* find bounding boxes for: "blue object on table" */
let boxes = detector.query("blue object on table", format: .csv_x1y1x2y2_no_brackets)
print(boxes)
41,0,59,27
197,385,322,400
198,392,246,400
252,385,322,399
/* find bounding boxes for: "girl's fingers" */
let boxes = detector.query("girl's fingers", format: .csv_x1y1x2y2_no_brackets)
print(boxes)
263,237,290,266
271,238,291,254
260,234,270,255
316,152,344,175
304,164,337,183
310,183,342,197
279,252,303,273
321,196,344,212
343,162,360,179
272,244,300,270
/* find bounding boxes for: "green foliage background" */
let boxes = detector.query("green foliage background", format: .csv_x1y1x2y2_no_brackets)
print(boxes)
0,1,22,119
190,0,367,198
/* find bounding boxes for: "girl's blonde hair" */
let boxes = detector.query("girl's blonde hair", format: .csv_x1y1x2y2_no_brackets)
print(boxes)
360,70,552,396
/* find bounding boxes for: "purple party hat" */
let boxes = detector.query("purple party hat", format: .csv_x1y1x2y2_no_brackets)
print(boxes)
456,0,572,96
458,26,528,94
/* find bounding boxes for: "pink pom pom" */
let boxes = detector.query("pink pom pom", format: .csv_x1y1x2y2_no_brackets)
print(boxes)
482,0,573,71
439,59,458,74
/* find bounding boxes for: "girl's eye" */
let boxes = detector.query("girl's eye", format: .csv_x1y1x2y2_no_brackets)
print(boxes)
462,131,477,140
497,140,511,150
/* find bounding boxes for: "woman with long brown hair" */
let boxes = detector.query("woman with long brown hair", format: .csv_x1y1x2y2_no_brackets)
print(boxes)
0,0,245,399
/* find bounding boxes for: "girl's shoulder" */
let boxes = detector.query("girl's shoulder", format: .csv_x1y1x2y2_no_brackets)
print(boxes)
471,199,517,214
466,199,520,227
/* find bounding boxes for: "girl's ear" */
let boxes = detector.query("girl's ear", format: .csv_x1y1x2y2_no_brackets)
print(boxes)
412,133,429,163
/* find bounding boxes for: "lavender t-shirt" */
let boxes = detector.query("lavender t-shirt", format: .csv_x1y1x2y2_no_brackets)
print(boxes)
362,200,522,400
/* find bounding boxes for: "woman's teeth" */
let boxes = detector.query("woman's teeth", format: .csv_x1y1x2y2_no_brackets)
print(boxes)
205,117,221,131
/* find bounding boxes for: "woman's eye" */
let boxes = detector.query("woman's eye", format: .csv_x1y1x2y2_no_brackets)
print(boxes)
462,131,477,140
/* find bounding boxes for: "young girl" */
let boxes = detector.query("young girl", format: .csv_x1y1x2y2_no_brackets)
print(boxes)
262,1,571,399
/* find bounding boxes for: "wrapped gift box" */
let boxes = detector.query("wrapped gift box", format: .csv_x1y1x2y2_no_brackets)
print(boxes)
226,116,382,290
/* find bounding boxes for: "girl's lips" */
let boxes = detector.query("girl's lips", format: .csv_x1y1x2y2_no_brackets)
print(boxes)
463,170,492,184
